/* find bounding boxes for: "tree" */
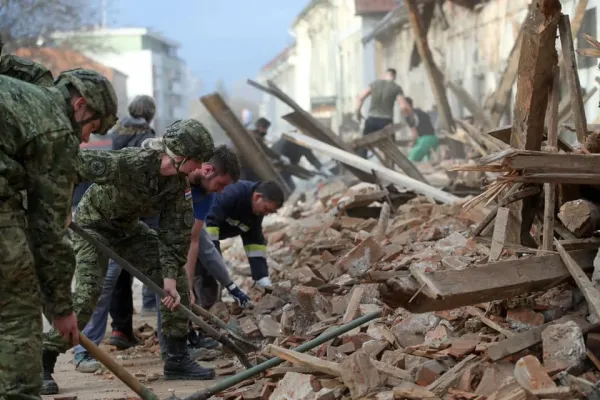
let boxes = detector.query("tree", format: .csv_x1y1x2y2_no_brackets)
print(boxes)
0,0,107,53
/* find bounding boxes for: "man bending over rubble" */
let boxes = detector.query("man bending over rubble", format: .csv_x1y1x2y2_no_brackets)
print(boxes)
200,180,285,308
41,119,227,394
154,164,253,360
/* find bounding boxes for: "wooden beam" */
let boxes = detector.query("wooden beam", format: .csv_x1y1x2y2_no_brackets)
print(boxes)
559,14,588,143
247,80,375,183
380,248,597,313
200,93,292,196
281,131,460,204
405,0,456,134
508,0,561,246
556,240,600,320
501,152,600,173
543,67,560,251
409,0,436,70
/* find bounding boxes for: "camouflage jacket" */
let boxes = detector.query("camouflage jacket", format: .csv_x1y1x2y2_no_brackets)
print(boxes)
74,148,194,279
0,72,80,319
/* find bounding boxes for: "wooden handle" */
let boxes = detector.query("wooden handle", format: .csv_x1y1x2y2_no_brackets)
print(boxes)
78,333,159,400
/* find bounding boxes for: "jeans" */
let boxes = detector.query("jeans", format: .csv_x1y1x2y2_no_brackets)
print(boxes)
142,284,157,309
73,260,122,355
359,117,393,158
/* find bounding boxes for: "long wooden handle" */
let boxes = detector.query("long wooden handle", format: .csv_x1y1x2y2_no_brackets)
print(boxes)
78,333,160,400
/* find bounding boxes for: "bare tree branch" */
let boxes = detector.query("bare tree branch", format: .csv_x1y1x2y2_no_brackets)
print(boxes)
0,0,113,53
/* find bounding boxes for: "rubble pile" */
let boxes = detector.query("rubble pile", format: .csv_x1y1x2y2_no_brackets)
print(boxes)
208,179,600,400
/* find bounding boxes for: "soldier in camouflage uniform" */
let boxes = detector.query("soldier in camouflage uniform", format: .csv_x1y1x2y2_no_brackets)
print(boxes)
41,119,221,394
0,55,117,399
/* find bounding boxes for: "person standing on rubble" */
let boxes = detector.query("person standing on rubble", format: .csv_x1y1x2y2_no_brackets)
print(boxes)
41,119,234,394
202,180,285,305
69,95,161,374
403,97,439,162
0,54,118,399
355,68,407,158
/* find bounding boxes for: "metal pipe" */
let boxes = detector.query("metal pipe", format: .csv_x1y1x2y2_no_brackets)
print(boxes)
181,310,383,400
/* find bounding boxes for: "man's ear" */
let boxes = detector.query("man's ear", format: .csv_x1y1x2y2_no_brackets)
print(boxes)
73,96,87,111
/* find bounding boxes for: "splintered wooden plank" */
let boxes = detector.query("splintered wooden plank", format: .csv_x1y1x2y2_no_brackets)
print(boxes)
559,14,588,143
555,240,600,320
386,248,597,313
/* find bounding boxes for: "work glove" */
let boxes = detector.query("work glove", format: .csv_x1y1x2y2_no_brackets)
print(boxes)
256,276,273,289
227,283,251,308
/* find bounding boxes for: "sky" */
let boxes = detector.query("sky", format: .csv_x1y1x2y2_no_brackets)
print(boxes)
110,0,308,97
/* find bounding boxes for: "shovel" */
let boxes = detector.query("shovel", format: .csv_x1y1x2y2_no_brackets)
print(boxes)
69,222,253,369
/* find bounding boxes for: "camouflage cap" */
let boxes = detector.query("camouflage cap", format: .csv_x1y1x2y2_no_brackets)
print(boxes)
163,119,215,161
54,68,118,135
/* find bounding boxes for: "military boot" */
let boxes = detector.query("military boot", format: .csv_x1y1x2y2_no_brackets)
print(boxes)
40,348,59,395
163,336,216,381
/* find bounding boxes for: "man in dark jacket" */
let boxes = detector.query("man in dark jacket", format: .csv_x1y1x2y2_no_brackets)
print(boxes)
71,95,158,373
272,138,324,191
200,180,284,308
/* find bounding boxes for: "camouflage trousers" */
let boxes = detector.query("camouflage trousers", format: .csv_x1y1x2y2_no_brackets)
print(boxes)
0,200,43,399
43,219,190,354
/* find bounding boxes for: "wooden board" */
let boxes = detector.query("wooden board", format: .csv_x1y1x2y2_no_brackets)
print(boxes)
380,248,597,313
200,93,292,195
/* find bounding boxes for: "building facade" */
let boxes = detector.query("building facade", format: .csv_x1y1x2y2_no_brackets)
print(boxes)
257,44,297,142
54,27,196,135
258,0,394,139
363,0,600,128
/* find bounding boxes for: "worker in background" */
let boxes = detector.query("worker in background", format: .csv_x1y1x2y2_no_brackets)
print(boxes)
355,68,407,158
403,97,440,162
272,137,327,191
241,117,290,181
70,95,160,374
203,180,285,303
0,54,118,399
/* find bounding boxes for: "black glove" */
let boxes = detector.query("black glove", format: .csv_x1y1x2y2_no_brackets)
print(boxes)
227,283,251,308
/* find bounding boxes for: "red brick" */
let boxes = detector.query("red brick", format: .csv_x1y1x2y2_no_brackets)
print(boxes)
513,355,556,391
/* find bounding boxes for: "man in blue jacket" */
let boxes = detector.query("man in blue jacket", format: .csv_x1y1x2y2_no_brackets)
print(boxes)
201,180,284,308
